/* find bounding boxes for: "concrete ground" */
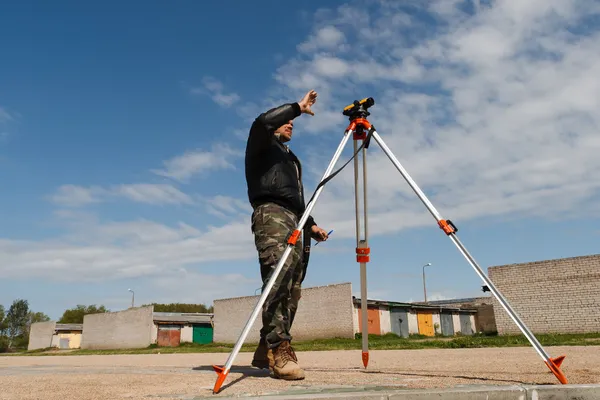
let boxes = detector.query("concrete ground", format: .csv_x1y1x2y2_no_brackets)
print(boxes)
0,346,599,399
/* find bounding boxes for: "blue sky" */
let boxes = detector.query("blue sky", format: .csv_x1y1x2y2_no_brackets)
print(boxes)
2,0,600,320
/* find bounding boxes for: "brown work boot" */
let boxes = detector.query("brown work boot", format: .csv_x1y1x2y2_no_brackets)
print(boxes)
271,341,305,380
251,338,273,370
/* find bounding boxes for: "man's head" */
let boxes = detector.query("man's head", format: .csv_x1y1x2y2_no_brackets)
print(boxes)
275,120,293,143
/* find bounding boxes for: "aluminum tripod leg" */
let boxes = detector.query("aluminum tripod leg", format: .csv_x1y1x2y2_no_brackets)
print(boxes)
353,138,370,368
370,130,568,384
212,128,354,394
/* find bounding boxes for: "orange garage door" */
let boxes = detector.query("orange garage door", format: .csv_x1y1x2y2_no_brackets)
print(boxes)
417,311,434,336
357,306,381,335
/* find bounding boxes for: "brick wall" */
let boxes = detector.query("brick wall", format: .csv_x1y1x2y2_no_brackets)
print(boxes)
213,282,355,343
475,304,497,333
81,305,154,349
488,254,600,335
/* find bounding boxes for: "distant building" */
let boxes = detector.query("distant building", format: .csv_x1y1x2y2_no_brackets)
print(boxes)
352,297,478,337
28,321,83,351
80,307,215,349
488,253,600,335
29,252,599,351
213,283,356,344
153,312,213,347
212,282,480,344
28,307,214,351
423,296,497,334
52,323,83,349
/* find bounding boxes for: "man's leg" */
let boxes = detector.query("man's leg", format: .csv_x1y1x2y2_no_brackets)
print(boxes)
251,203,304,379
289,238,306,328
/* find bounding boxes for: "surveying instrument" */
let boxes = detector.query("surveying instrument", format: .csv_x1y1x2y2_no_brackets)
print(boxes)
212,97,568,394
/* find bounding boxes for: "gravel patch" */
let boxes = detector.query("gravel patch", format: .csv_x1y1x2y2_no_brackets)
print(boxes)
0,346,597,399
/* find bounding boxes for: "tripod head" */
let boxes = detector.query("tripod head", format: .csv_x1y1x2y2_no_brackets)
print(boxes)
342,97,375,120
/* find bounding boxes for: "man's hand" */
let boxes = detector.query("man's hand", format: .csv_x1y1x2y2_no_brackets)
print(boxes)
299,90,318,116
311,225,329,242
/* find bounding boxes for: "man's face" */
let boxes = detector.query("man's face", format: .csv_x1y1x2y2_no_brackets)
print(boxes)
275,120,293,142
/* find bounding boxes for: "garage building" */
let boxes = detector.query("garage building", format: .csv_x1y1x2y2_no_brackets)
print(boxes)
153,312,213,346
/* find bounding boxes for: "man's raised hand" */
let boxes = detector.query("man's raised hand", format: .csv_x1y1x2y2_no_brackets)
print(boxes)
299,90,318,116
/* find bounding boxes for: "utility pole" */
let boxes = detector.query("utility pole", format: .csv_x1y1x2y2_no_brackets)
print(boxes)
128,288,135,308
422,263,431,302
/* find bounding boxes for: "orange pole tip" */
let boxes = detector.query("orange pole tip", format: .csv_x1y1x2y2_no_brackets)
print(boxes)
212,365,229,394
362,351,369,368
551,355,565,368
545,355,568,384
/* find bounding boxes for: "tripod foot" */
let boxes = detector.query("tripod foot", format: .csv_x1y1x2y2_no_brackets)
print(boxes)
212,365,229,394
362,351,369,368
545,355,568,384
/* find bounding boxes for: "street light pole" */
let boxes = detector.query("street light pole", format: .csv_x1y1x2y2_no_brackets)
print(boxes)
422,263,431,302
128,288,135,308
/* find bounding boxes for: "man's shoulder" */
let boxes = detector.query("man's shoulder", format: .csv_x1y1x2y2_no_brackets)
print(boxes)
245,138,277,161
247,137,281,152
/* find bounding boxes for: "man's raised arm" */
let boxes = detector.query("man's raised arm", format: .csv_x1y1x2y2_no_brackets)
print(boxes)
246,103,301,155
246,90,318,155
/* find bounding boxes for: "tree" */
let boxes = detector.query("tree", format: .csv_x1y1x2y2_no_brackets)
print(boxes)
0,305,7,352
148,303,214,313
58,305,109,324
6,299,29,348
28,311,50,324
0,305,7,336
11,310,51,349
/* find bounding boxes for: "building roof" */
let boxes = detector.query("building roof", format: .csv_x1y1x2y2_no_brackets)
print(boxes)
352,297,477,313
424,296,492,305
153,312,213,324
55,323,83,331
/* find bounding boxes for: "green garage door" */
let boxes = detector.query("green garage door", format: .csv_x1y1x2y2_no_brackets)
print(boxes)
193,324,213,344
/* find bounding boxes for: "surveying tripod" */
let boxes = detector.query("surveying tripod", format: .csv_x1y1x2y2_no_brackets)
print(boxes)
212,97,568,394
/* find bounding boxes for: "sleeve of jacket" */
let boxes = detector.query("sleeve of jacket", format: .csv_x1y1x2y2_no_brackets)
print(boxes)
246,102,302,155
306,215,317,230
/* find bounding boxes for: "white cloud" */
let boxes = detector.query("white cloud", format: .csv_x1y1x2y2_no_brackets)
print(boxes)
203,195,253,219
270,0,600,237
49,183,194,207
191,76,241,107
298,25,346,53
149,271,258,305
112,184,194,205
49,184,104,207
0,217,256,282
152,143,242,182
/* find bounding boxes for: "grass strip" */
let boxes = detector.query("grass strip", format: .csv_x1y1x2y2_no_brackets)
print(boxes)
8,332,600,356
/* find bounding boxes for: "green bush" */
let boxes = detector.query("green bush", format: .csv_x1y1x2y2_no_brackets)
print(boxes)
0,336,9,353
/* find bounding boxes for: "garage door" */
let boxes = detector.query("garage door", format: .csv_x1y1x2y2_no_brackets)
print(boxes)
390,308,409,338
357,306,381,335
193,324,213,344
417,311,434,336
440,312,454,336
157,325,181,347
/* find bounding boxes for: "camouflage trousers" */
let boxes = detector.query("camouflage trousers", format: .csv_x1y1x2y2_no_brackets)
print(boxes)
251,202,307,349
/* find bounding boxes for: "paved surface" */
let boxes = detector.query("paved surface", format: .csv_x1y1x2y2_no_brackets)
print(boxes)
0,346,599,399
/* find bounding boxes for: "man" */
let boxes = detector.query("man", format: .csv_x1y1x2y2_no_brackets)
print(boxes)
245,89,329,380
